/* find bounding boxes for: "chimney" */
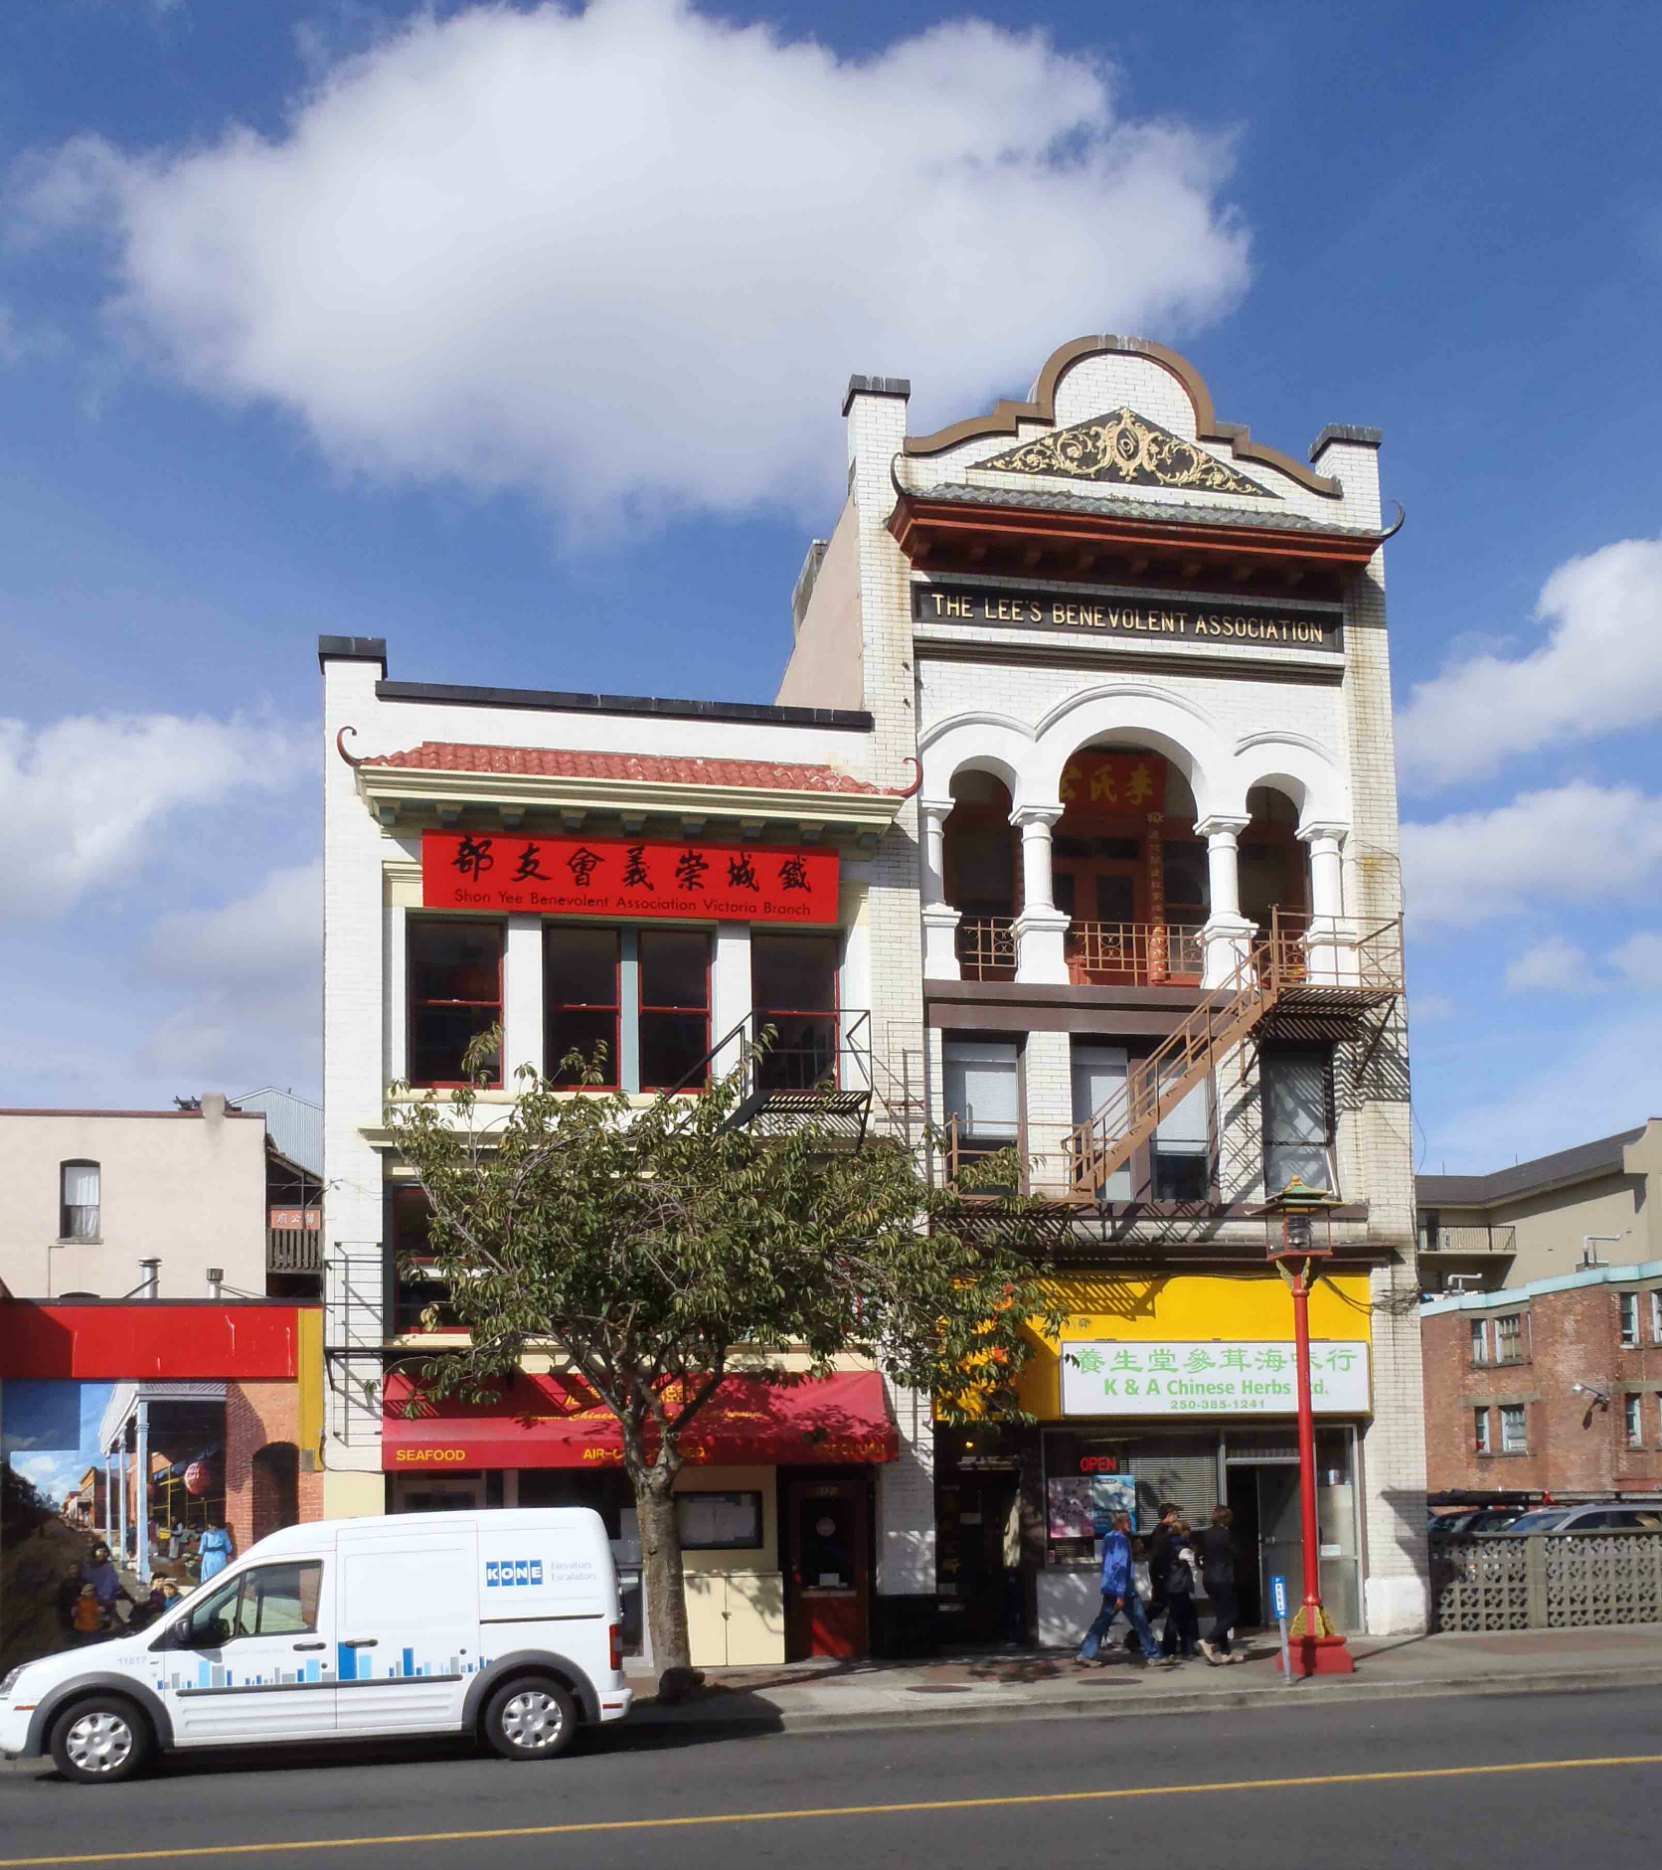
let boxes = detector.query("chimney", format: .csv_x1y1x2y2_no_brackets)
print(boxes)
201,1093,226,1125
206,1267,224,1300
137,1259,160,1299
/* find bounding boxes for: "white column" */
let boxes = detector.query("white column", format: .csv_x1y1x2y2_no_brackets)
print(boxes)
1012,804,1069,984
1196,814,1255,988
710,922,753,1077
918,799,960,980
116,1427,128,1568
502,913,546,1080
1298,822,1354,983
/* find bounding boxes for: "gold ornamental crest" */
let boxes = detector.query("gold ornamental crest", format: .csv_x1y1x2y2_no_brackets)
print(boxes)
981,407,1271,497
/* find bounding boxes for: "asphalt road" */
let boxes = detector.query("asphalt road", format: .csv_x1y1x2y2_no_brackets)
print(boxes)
1,1686,1658,1869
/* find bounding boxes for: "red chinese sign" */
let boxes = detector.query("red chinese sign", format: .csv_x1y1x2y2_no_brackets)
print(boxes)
1058,752,1166,813
421,831,840,925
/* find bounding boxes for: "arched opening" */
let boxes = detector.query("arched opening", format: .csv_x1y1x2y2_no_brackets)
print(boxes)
1240,785,1309,931
942,770,1018,980
1053,747,1207,984
250,1442,300,1545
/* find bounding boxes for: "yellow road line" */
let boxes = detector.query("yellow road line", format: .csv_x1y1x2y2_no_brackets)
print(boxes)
3,1753,1660,1867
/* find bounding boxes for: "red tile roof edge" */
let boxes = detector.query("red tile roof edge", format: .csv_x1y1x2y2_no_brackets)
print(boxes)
358,741,899,796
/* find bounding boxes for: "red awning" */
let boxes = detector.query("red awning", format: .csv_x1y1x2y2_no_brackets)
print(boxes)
381,1370,897,1472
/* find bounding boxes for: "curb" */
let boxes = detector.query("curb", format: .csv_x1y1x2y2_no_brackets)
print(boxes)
625,1663,1662,1740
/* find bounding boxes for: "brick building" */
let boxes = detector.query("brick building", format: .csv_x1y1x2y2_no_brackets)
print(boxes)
1421,1262,1662,1499
320,332,1430,1658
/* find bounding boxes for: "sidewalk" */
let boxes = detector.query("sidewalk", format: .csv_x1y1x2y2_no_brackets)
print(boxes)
625,1624,1662,1738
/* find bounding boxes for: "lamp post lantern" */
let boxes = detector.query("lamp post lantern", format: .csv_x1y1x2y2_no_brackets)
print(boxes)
1260,1178,1355,1677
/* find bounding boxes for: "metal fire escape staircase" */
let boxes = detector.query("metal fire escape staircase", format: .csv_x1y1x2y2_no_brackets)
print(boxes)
1063,909,1404,1202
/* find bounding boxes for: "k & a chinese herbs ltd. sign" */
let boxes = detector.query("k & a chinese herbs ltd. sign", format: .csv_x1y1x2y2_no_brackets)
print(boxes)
422,831,839,925
1061,1341,1371,1418
914,582,1342,653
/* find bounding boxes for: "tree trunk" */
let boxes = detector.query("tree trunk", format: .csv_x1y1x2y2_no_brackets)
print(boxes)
633,1467,698,1699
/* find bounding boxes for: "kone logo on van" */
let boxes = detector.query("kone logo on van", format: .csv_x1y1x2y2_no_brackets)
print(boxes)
484,1559,544,1589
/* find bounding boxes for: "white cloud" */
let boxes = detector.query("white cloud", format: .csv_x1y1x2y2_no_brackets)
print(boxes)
1504,936,1599,994
146,858,320,983
1411,990,1457,1025
140,860,321,1088
1427,1003,1662,1173
1611,931,1662,989
1397,537,1662,789
13,0,1250,520
1401,781,1662,930
0,713,306,920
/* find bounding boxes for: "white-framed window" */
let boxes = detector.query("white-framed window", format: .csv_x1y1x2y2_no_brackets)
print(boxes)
1474,1407,1492,1455
1153,1076,1214,1201
1470,1319,1490,1366
1619,1292,1640,1348
1493,1313,1524,1365
59,1160,100,1242
943,1039,1021,1187
1650,1289,1662,1345
1500,1403,1528,1454
1625,1394,1644,1450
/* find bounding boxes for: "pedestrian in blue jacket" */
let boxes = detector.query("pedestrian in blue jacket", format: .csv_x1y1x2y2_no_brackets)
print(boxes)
1076,1512,1169,1667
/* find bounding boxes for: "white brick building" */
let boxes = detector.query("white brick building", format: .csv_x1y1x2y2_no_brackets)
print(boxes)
320,333,1428,1662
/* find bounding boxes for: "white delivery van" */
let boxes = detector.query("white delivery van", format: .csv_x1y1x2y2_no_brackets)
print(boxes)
0,1509,632,1784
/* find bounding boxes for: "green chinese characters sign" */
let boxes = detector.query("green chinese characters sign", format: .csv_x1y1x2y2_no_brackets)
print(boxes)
1060,1341,1371,1417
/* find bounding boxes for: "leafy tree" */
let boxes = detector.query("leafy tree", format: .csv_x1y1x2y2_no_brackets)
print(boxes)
387,1035,1061,1696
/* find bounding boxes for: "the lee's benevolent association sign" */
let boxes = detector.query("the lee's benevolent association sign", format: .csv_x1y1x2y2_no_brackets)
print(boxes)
914,581,1342,653
421,831,839,924
1061,1340,1371,1417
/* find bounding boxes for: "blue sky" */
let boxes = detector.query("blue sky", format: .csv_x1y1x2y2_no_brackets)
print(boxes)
3,0,1661,1175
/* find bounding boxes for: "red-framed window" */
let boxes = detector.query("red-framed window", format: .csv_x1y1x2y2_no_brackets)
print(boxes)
545,926,622,1088
638,929,712,1091
408,918,504,1087
751,932,840,1092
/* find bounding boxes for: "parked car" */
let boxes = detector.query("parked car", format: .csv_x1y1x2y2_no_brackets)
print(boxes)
1429,1507,1525,1539
0,1508,631,1784
1501,1502,1662,1534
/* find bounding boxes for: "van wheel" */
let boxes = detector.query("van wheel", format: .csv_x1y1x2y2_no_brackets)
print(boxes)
48,1697,152,1785
482,1677,577,1762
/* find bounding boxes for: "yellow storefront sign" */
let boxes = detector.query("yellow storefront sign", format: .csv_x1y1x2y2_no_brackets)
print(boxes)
1014,1270,1373,1418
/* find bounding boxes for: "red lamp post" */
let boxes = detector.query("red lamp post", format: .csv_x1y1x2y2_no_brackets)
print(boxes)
1263,1179,1354,1677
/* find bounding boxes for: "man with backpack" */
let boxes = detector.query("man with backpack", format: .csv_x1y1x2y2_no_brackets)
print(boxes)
1075,1511,1173,1668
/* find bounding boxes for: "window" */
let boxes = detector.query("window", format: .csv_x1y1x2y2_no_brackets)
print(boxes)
1493,1313,1524,1365
1153,1077,1213,1201
638,930,711,1090
1499,1404,1527,1454
545,926,622,1087
751,933,840,1093
944,1040,1020,1184
1619,1292,1640,1348
1474,1407,1492,1455
1626,1394,1644,1450
1262,1052,1335,1195
188,1561,321,1645
1470,1320,1489,1366
408,919,503,1086
1651,1290,1662,1344
59,1160,100,1241
1071,1043,1129,1201
677,1491,763,1550
391,1184,455,1334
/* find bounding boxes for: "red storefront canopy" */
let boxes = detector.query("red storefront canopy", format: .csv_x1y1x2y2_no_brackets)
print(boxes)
381,1370,897,1472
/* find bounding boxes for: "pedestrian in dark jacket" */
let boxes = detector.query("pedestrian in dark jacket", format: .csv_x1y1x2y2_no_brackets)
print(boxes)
1199,1505,1245,1663
1147,1502,1183,1657
1075,1513,1172,1667
1161,1519,1201,1659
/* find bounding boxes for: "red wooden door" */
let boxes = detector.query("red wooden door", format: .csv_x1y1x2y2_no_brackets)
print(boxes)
785,1477,869,1659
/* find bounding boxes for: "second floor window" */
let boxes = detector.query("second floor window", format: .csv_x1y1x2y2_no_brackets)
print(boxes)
408,919,503,1086
544,925,713,1093
1626,1394,1644,1450
1493,1313,1524,1364
752,933,840,1093
1470,1319,1489,1366
1500,1403,1527,1454
1262,1051,1335,1196
1620,1292,1640,1347
943,1039,1021,1177
1474,1407,1491,1455
1153,1078,1213,1201
59,1160,100,1241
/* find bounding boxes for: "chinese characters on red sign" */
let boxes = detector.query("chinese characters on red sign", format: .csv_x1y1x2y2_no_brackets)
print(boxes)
421,831,840,924
1058,751,1167,812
